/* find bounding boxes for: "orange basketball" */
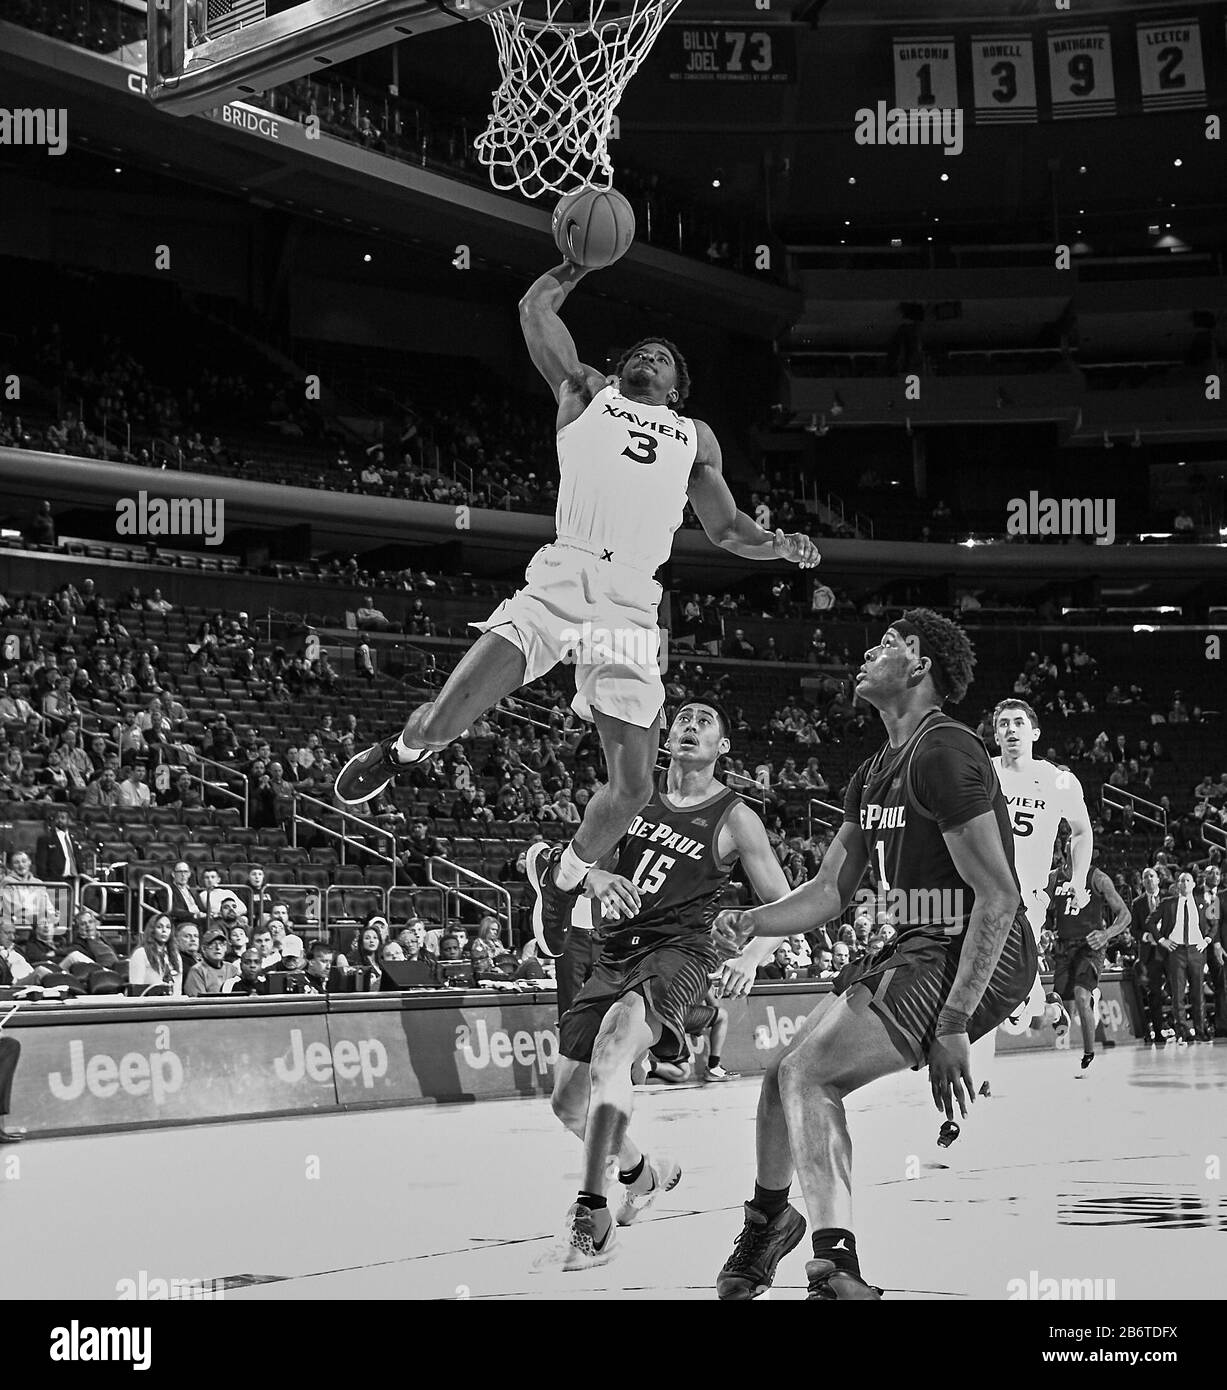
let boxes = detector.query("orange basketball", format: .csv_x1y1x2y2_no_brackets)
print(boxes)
552,187,636,269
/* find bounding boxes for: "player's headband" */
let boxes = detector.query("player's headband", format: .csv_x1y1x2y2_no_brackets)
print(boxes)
888,620,947,697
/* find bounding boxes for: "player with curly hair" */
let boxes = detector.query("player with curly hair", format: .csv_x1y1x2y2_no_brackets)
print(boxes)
707,609,1036,1300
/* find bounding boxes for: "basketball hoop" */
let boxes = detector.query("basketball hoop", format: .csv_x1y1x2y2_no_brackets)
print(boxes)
474,0,682,200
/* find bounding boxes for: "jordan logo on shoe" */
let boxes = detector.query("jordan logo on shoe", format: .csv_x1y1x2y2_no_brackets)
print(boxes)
832,1237,847,1250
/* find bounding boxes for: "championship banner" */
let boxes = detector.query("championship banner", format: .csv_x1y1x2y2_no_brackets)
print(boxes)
892,35,958,112
662,25,796,83
1047,27,1116,119
1136,17,1205,112
970,34,1037,123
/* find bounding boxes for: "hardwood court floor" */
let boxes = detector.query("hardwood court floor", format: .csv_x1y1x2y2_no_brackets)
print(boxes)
3,1040,1224,1300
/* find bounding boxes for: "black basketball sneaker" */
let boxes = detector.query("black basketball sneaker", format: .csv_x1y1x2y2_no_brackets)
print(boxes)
334,737,427,805
526,842,581,957
716,1203,807,1300
805,1258,883,1300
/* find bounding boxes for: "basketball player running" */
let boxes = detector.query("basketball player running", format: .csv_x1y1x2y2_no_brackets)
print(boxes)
1047,847,1130,1072
939,699,1092,1132
334,260,818,961
709,610,1036,1300
537,700,789,1271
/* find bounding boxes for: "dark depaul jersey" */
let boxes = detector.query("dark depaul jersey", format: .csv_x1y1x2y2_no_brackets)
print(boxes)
1048,864,1106,942
600,778,742,962
843,710,1021,941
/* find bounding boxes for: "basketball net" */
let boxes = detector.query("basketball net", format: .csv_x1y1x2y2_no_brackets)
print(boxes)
475,0,682,200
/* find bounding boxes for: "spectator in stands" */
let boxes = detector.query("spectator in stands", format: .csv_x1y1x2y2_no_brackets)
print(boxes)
199,868,246,920
809,947,835,980
81,766,120,809
723,628,756,659
184,926,240,996
756,944,793,981
27,500,56,546
396,920,428,961
22,916,69,977
0,684,37,733
380,941,406,966
0,921,35,985
145,589,173,614
400,819,442,885
174,922,201,980
469,937,513,983
114,711,148,766
35,807,84,893
250,922,278,970
116,764,151,809
127,914,181,994
267,935,307,984
544,788,581,826
166,861,205,923
349,925,383,988
439,934,463,962
224,921,249,964
304,940,336,994
355,641,376,682
62,907,118,972
222,949,268,997
0,851,61,934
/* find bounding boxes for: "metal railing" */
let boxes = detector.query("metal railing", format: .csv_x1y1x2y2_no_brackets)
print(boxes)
426,857,513,948
191,753,250,827
1101,786,1167,832
1201,822,1227,854
291,791,398,875
816,489,875,541
807,796,845,840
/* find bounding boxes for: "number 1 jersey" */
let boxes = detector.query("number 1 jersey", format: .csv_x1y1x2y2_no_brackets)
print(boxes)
844,711,1020,940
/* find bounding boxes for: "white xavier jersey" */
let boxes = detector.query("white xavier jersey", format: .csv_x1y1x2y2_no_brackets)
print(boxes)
992,756,1087,897
555,385,698,573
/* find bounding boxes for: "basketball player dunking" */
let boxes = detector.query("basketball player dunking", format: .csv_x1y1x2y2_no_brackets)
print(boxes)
710,610,1036,1300
1047,847,1130,1072
536,701,789,1271
334,259,818,961
935,698,1094,1136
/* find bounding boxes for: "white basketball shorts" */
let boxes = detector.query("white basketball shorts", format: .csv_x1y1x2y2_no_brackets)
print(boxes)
470,541,665,730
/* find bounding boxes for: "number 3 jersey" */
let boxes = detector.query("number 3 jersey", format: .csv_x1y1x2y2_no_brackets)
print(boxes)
600,778,742,962
991,756,1086,900
843,711,1020,941
555,385,698,575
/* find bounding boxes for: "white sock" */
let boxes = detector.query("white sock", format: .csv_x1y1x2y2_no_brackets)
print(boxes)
393,734,427,765
555,843,595,891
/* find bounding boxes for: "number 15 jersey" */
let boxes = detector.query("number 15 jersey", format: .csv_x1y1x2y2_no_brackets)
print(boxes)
991,756,1087,900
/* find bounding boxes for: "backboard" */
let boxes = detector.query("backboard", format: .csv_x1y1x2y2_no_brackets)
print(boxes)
147,0,516,115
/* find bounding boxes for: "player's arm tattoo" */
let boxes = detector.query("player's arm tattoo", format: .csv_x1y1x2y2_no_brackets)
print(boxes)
940,812,1022,1022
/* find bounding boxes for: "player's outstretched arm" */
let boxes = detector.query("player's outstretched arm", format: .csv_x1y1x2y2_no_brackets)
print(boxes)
687,427,819,568
709,802,796,994
735,822,866,941
518,264,607,408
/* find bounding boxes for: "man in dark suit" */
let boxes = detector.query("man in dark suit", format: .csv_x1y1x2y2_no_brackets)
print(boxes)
1130,868,1167,1044
34,807,84,902
164,861,205,924
0,961,24,1143
1147,872,1211,1042
1195,866,1227,1037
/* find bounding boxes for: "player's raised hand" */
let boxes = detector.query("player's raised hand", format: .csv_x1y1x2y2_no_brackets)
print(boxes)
773,529,820,569
585,868,640,922
928,1034,975,1120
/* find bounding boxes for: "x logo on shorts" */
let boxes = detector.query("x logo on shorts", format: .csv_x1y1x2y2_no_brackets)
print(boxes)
601,549,613,562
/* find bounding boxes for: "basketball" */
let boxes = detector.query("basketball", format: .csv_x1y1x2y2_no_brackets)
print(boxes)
551,187,636,269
